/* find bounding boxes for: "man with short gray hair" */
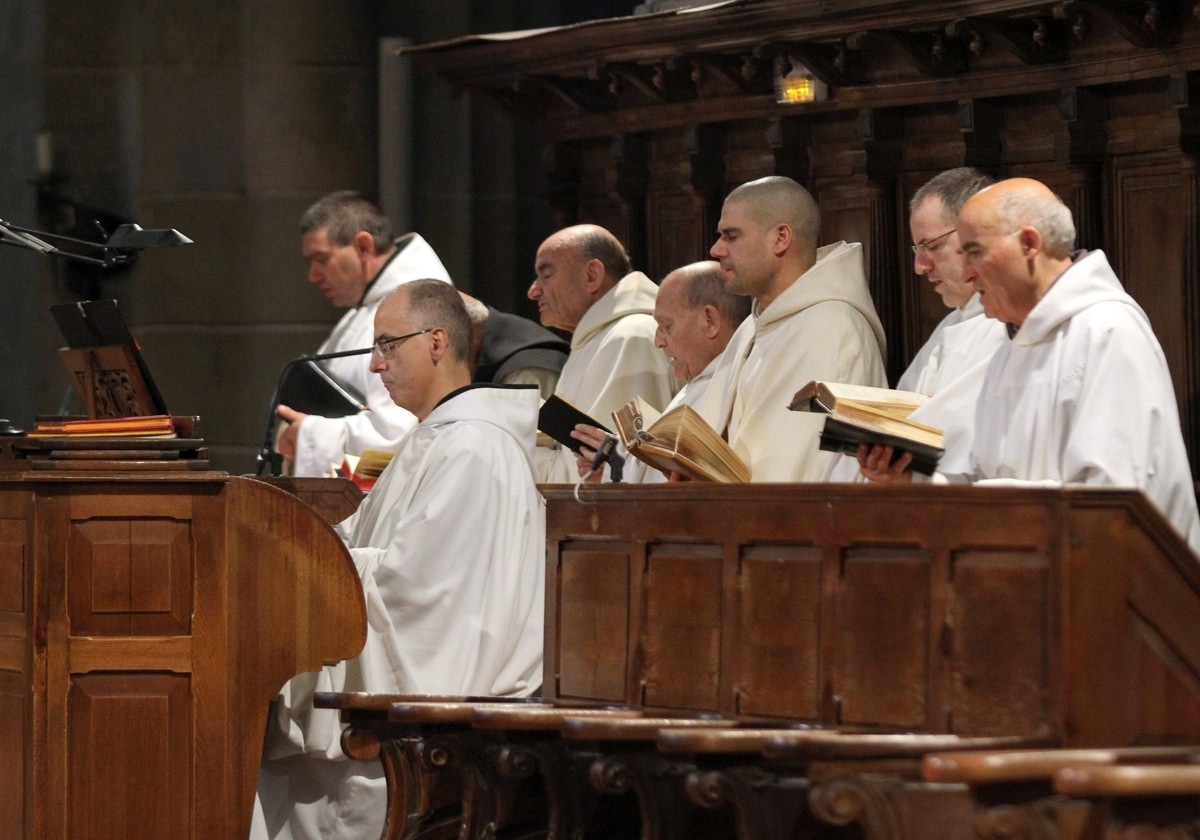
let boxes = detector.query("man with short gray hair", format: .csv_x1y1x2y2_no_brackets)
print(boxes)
277,191,452,476
892,167,1008,475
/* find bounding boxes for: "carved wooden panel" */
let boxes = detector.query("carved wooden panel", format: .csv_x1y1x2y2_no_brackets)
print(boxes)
721,120,779,192
0,673,26,839
0,516,26,619
948,551,1051,736
67,517,193,637
573,137,649,268
1110,155,1194,455
556,545,630,702
734,545,823,719
642,544,723,709
645,128,723,279
67,674,191,838
837,547,932,729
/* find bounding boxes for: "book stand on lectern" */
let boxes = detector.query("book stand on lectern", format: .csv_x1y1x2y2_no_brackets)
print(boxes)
50,299,169,419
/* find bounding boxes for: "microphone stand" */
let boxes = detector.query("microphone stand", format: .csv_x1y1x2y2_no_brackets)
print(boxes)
0,218,191,267
589,434,626,483
254,346,373,476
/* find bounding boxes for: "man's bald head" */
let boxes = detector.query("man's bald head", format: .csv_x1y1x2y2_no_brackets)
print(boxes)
724,176,821,255
654,260,749,382
957,178,1077,326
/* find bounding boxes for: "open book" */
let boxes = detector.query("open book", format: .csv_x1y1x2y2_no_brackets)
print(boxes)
612,398,750,483
336,448,394,492
788,381,944,475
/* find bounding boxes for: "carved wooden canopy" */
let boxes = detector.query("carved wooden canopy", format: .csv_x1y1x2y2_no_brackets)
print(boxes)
404,0,1200,142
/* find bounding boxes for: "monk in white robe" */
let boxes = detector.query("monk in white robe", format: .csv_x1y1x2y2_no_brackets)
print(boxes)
889,168,1008,477
861,178,1200,554
569,260,749,483
277,192,453,477
253,280,544,840
699,176,887,482
527,224,677,483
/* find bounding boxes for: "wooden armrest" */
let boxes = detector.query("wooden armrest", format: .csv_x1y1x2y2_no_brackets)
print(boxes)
764,732,1055,761
471,706,640,731
923,746,1200,784
657,728,785,755
389,700,548,724
1055,764,1200,797
561,716,737,742
314,692,482,711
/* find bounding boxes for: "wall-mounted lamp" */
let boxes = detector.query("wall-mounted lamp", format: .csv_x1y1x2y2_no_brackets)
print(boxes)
774,60,828,105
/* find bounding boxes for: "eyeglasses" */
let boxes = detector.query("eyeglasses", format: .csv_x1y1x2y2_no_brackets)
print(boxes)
911,228,957,256
372,328,431,360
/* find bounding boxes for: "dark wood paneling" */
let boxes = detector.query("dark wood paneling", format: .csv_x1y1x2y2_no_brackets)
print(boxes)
0,673,26,840
545,484,1200,745
837,548,932,729
949,551,1051,736
557,545,630,702
68,674,192,838
642,546,722,709
734,546,823,719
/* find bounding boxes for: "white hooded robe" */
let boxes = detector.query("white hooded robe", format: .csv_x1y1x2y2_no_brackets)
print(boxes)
898,293,1009,476
957,250,1200,554
253,384,545,840
697,241,888,482
536,271,677,483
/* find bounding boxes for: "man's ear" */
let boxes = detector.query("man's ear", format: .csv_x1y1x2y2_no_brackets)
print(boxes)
1017,226,1042,258
700,304,721,339
771,223,794,258
583,258,607,295
427,327,450,363
352,231,375,258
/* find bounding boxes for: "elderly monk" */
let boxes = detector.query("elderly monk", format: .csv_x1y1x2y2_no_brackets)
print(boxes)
860,177,1200,554
528,223,677,482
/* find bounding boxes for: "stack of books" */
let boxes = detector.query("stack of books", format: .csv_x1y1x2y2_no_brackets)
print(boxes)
26,414,177,439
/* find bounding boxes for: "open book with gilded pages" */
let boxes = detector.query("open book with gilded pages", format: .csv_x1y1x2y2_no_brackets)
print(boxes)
788,381,944,475
336,448,394,492
612,397,750,483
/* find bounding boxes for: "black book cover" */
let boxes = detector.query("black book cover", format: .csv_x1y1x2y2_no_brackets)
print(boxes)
538,394,609,454
277,360,365,418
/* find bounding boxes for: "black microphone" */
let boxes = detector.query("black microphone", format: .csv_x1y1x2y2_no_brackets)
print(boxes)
589,434,625,483
254,346,373,476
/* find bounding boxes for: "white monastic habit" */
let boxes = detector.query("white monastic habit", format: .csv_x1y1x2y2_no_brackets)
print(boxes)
697,241,888,482
949,250,1200,554
896,293,1008,476
826,292,1008,482
253,384,545,840
292,233,452,476
536,271,678,483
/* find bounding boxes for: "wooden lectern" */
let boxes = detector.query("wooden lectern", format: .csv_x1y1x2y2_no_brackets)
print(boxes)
0,472,367,840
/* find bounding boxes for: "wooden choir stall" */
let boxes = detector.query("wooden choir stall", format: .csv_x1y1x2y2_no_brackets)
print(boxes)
0,460,367,840
321,483,1200,840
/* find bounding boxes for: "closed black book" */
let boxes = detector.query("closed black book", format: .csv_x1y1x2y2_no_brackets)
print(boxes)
277,360,365,418
817,416,943,476
538,394,608,454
